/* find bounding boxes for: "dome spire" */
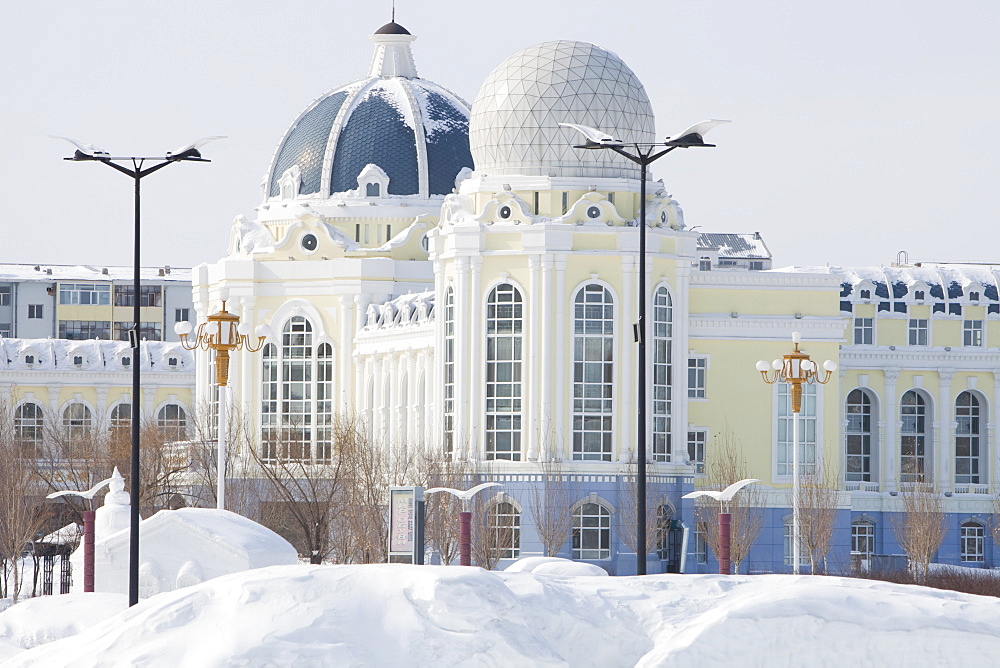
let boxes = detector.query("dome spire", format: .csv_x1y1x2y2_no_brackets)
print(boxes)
368,21,418,78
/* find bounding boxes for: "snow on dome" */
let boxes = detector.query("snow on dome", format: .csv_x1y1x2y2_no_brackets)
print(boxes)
469,40,655,179
265,25,473,201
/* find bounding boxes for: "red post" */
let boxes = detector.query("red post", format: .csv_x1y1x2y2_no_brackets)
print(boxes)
83,510,95,592
459,511,471,566
718,512,731,575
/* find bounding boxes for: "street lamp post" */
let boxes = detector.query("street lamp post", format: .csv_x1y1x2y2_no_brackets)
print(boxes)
53,135,221,607
755,332,837,574
562,120,727,575
174,290,269,511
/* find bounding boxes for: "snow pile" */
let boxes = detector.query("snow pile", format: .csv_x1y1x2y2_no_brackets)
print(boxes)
4,564,1000,666
0,593,125,662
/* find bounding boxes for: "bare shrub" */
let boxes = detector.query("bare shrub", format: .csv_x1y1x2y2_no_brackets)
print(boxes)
528,459,572,557
892,483,946,583
799,470,841,574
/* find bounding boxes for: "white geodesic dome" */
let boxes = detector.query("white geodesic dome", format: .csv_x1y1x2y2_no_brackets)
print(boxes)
469,40,655,179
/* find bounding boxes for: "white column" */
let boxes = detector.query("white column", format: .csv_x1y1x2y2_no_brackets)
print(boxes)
554,256,568,460
527,255,541,461
239,296,257,454
339,295,353,411
406,351,417,446
389,354,400,446
539,254,554,460
938,369,955,487
468,255,483,460
883,369,899,491
619,256,635,462
673,263,692,464
372,357,384,443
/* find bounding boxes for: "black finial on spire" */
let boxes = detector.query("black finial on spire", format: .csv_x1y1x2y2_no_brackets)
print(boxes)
392,0,395,22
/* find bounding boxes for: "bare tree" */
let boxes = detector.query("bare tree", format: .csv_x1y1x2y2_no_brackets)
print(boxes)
419,452,467,565
798,471,840,574
187,402,262,517
892,482,945,583
528,459,572,557
248,417,353,563
693,429,763,574
471,492,518,571
617,457,668,560
0,397,47,601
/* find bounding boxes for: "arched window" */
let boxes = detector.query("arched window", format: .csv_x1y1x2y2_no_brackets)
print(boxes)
487,501,520,560
62,403,92,440
109,403,131,437
572,502,611,560
900,390,929,482
573,284,614,461
845,389,875,482
778,383,817,475
366,182,380,197
851,519,876,556
652,287,673,461
485,283,523,460
156,404,188,441
955,391,983,485
443,287,455,454
14,403,44,458
259,317,332,463
960,521,985,562
655,504,673,561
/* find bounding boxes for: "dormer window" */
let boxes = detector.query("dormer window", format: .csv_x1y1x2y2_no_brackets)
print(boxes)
914,290,925,301
73,356,83,365
860,289,871,300
122,357,131,367
24,354,35,365
699,257,712,271
970,291,980,302
366,182,380,197
356,164,389,199
168,357,178,367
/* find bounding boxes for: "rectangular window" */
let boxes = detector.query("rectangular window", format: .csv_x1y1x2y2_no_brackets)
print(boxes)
907,319,928,346
0,286,10,306
687,358,707,398
28,304,44,319
783,522,808,567
777,383,817,476
0,324,10,337
851,521,875,556
58,320,110,340
175,308,190,323
572,285,614,461
114,285,163,307
687,430,707,472
59,283,111,306
694,522,708,564
749,261,764,271
963,320,983,347
699,258,712,271
853,317,873,345
113,321,162,341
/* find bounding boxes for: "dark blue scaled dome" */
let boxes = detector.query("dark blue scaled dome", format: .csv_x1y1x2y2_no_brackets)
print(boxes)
266,24,473,201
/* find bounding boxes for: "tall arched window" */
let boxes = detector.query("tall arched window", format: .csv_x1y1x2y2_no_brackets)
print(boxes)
487,501,521,560
485,283,523,460
259,317,332,462
443,287,455,454
652,287,673,462
62,403,92,440
955,391,983,485
778,384,817,475
572,502,611,560
900,390,929,482
14,403,44,457
573,284,614,461
845,389,874,482
960,520,985,562
156,404,188,441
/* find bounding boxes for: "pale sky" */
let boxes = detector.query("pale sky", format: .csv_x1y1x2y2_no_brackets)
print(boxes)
3,0,998,271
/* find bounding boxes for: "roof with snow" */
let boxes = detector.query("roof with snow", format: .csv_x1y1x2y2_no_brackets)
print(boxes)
697,233,771,260
0,337,194,373
779,263,1000,306
266,23,473,200
0,263,190,283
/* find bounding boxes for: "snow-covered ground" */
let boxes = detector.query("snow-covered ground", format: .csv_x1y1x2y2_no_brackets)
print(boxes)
2,561,999,666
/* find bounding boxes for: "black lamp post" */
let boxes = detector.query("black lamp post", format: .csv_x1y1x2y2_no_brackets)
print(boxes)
562,120,726,575
52,135,221,605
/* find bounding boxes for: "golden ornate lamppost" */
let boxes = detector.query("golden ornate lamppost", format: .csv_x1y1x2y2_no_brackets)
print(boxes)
755,332,837,574
175,289,269,510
